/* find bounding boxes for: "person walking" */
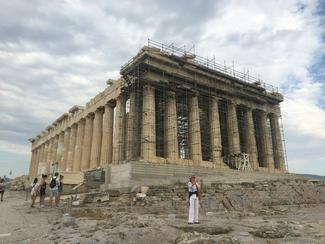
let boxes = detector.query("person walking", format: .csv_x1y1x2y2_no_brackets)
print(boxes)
0,178,6,202
49,172,60,207
30,177,40,208
39,174,48,207
188,176,200,224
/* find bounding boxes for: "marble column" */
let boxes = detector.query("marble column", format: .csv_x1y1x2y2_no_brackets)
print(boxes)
61,127,71,171
57,132,65,171
81,114,94,170
100,103,114,166
270,114,286,171
66,124,77,171
141,85,156,161
210,97,222,167
165,91,179,160
73,119,85,171
126,92,138,160
260,111,274,170
45,139,53,174
113,96,126,164
244,108,258,169
90,109,103,169
227,101,241,155
28,150,36,176
189,95,202,164
52,135,59,163
38,144,45,174
33,147,40,176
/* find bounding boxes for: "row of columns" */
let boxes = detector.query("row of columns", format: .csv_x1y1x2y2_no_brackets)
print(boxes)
29,84,286,176
29,104,115,176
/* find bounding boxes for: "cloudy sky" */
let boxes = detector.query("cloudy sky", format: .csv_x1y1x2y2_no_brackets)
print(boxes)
0,0,324,177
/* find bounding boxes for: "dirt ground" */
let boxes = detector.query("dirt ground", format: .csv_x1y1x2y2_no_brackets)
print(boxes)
1,191,325,244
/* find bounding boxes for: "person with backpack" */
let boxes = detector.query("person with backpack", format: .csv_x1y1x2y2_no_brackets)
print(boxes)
30,177,40,208
49,172,60,207
39,174,48,207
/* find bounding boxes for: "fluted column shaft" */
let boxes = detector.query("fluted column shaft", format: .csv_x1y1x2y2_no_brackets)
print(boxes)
29,150,36,176
66,124,77,171
141,85,156,161
210,97,222,167
73,119,85,171
57,132,65,171
227,101,241,155
113,96,126,164
52,135,59,163
100,104,114,166
270,114,286,171
260,111,274,170
81,114,94,170
245,108,258,169
189,95,202,164
126,92,138,160
90,109,103,169
165,91,179,160
61,128,71,171
33,147,40,176
45,139,53,173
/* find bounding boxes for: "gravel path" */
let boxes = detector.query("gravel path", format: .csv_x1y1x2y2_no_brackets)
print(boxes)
0,191,61,244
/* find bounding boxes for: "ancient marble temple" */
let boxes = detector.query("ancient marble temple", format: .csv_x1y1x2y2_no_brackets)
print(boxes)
28,40,287,181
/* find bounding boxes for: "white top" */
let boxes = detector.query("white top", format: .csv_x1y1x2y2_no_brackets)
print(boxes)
51,177,60,191
188,181,200,193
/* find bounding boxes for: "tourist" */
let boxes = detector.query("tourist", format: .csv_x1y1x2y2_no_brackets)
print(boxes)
30,177,40,208
188,176,200,224
39,174,48,207
0,178,6,202
49,172,60,207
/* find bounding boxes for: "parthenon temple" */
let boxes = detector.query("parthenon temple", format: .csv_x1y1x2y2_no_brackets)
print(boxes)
28,40,287,186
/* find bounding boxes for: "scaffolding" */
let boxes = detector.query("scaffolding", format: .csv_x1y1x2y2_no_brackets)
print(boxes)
119,39,287,171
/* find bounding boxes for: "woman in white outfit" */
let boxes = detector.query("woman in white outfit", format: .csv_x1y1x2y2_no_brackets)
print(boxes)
188,176,200,224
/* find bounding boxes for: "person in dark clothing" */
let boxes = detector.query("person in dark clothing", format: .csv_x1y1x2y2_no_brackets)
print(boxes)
0,178,6,202
39,174,48,207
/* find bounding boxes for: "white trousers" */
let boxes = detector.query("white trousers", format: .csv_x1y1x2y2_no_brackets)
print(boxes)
188,194,199,223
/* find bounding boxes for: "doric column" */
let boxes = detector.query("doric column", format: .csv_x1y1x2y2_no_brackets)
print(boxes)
141,85,156,161
260,111,274,170
61,127,71,171
29,149,36,176
227,101,241,155
66,124,77,171
33,147,40,176
81,114,94,170
126,92,138,160
270,114,286,171
189,95,202,164
165,91,179,160
100,103,114,166
57,132,65,171
90,108,103,169
73,119,85,171
38,143,45,174
210,97,222,167
244,108,258,169
113,95,126,164
52,135,59,163
45,139,53,174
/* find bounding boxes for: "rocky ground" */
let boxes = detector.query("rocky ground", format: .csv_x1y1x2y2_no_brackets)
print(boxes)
1,178,325,243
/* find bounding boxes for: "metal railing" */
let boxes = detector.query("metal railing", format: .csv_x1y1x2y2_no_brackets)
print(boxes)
122,39,279,94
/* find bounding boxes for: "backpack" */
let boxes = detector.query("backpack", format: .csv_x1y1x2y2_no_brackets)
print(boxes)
49,178,56,188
